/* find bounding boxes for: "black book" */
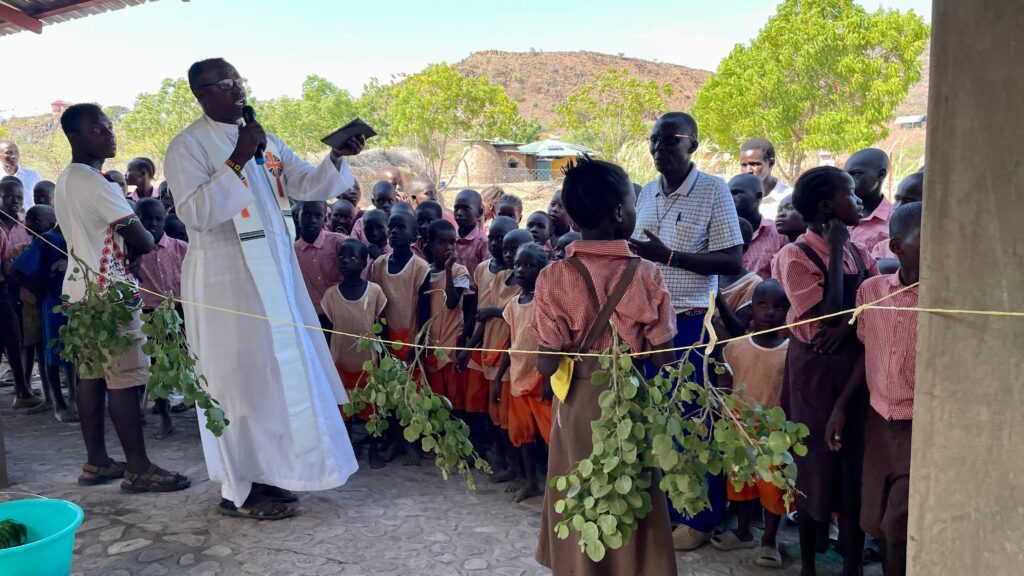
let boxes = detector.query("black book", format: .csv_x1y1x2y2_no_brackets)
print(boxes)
321,118,377,148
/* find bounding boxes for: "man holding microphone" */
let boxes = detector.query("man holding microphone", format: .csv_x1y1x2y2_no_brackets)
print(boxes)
165,57,364,520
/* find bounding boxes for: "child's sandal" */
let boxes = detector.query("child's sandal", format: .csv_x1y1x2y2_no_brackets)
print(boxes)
755,545,783,568
710,530,757,551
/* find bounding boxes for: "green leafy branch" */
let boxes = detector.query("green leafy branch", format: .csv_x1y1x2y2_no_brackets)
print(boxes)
141,298,228,436
344,321,491,489
56,262,135,379
550,331,809,562
56,255,228,436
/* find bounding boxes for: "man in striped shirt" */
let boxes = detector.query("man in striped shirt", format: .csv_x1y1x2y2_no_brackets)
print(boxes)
628,111,743,550
827,202,922,576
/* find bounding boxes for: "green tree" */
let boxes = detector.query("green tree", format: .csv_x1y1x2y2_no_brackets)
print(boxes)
103,105,131,121
692,0,930,179
556,67,672,162
119,78,202,163
385,63,534,183
355,77,397,147
507,116,542,145
256,75,358,158
5,115,69,178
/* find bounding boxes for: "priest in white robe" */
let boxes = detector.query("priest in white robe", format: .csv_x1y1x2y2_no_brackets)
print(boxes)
164,58,364,519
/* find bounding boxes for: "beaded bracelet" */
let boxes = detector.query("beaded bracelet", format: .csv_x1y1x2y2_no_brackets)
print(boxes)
225,158,245,177
666,250,675,267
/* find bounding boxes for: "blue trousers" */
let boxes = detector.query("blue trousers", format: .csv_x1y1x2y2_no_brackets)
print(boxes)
647,312,727,532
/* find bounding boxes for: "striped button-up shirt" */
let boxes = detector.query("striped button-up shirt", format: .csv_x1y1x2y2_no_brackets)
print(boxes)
634,168,743,312
0,216,31,274
138,233,188,310
850,197,893,254
869,239,897,261
772,231,878,343
855,273,918,420
744,217,789,279
455,224,489,294
295,230,346,315
532,240,676,355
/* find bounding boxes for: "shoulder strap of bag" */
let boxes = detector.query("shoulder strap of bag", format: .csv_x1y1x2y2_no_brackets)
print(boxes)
566,256,600,311
566,256,640,354
794,242,828,277
848,242,867,277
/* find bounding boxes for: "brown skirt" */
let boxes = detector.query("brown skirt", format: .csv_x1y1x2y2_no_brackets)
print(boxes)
783,338,867,523
536,359,676,576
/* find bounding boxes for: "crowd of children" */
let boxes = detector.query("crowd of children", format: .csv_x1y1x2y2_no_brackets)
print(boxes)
0,158,193,434
293,166,582,492
708,146,921,576
0,139,923,576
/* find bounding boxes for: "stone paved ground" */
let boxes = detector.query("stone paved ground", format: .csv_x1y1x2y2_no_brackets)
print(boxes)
0,370,880,576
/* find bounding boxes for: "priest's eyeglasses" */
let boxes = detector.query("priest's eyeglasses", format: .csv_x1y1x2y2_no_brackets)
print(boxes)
200,78,248,91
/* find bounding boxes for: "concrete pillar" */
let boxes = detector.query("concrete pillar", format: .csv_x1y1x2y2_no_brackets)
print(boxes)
909,1,1024,575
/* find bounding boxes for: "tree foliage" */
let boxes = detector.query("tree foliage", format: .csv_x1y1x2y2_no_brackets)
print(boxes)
692,0,930,179
353,77,397,147
3,115,70,178
119,78,202,164
556,67,672,162
108,66,536,184
255,75,358,158
385,63,539,183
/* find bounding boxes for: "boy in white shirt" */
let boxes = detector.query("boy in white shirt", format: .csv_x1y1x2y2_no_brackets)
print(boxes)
55,103,189,493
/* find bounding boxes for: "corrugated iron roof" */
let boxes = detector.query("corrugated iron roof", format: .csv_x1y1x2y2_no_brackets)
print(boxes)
895,114,927,124
0,0,156,37
461,137,523,146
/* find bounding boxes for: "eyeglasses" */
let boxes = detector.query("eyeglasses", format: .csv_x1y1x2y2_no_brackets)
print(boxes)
199,77,248,91
649,133,694,147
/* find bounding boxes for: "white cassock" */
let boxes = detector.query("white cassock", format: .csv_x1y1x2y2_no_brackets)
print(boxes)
164,116,358,506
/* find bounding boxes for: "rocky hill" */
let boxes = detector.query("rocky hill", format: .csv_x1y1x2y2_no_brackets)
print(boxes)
454,50,712,128
894,38,930,117
455,45,929,129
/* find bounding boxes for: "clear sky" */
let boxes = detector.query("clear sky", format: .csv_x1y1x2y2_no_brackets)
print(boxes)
0,0,930,118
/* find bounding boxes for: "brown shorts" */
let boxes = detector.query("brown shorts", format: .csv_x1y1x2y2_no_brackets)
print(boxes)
82,310,150,390
861,407,912,541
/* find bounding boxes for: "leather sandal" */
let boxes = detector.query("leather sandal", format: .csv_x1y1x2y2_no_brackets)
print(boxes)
78,459,127,486
120,464,191,493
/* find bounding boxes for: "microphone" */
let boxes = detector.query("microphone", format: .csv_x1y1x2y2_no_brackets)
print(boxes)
241,105,265,165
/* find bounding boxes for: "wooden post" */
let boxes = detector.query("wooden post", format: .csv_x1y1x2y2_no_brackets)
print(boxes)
908,1,1024,574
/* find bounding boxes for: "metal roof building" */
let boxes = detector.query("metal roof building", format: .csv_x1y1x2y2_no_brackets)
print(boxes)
517,138,594,159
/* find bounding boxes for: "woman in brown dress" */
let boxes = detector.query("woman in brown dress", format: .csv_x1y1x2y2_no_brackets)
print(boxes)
532,158,678,576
